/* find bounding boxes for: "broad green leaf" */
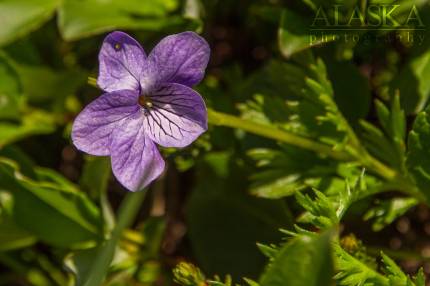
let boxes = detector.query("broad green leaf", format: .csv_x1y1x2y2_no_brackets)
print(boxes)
79,156,114,232
0,145,36,179
65,247,101,286
0,110,56,147
187,188,290,279
324,58,371,123
406,105,430,202
80,156,111,198
0,55,21,120
278,9,335,58
11,62,87,105
259,231,334,286
0,0,60,46
0,158,103,247
35,167,79,192
187,153,292,280
58,0,179,40
0,216,37,251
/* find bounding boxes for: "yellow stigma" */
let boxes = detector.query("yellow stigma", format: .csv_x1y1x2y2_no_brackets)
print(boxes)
114,43,121,50
138,95,152,109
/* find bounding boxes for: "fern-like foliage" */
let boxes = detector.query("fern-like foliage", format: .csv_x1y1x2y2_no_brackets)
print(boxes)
334,243,390,286
334,243,425,286
360,95,407,174
294,171,368,230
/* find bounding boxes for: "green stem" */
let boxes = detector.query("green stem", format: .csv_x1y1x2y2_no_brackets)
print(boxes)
363,155,397,181
207,109,421,199
82,190,147,286
208,109,352,161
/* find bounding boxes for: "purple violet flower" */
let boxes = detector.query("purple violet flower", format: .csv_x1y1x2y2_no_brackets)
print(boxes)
72,31,210,191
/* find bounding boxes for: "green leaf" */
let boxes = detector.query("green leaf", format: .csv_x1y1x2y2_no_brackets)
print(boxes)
363,198,418,231
0,145,36,179
244,278,261,286
58,0,180,40
64,247,100,286
0,0,60,46
334,244,389,286
0,54,21,120
79,156,114,232
324,58,371,123
248,147,336,199
0,216,37,251
391,49,430,114
381,252,414,285
187,153,292,280
414,268,426,286
296,189,338,229
406,105,430,202
0,158,103,247
278,9,335,58
35,167,79,192
80,156,111,198
11,62,87,105
0,110,56,148
259,231,334,286
361,96,407,173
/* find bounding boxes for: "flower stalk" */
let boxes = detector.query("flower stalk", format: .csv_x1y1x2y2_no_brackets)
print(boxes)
82,190,147,286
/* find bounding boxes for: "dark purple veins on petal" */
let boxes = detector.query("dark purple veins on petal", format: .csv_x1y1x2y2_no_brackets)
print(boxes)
142,83,207,148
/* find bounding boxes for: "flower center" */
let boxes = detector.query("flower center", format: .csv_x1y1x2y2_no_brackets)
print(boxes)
138,95,153,109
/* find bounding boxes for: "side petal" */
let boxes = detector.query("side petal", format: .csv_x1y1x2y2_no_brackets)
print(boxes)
144,83,207,148
71,90,139,156
98,31,146,92
110,113,165,191
146,31,210,87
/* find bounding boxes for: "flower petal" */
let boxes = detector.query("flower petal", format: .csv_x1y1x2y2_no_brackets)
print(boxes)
71,90,139,156
144,83,207,148
110,113,165,191
146,31,210,87
98,31,146,92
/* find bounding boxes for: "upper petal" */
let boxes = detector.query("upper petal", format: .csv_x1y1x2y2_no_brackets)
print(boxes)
144,83,207,148
145,31,210,87
98,31,146,92
71,90,139,156
110,113,165,191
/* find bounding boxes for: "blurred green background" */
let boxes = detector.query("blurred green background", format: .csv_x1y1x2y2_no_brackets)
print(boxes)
1,0,430,285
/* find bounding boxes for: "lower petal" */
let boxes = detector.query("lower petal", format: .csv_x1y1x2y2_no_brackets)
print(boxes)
110,113,165,191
